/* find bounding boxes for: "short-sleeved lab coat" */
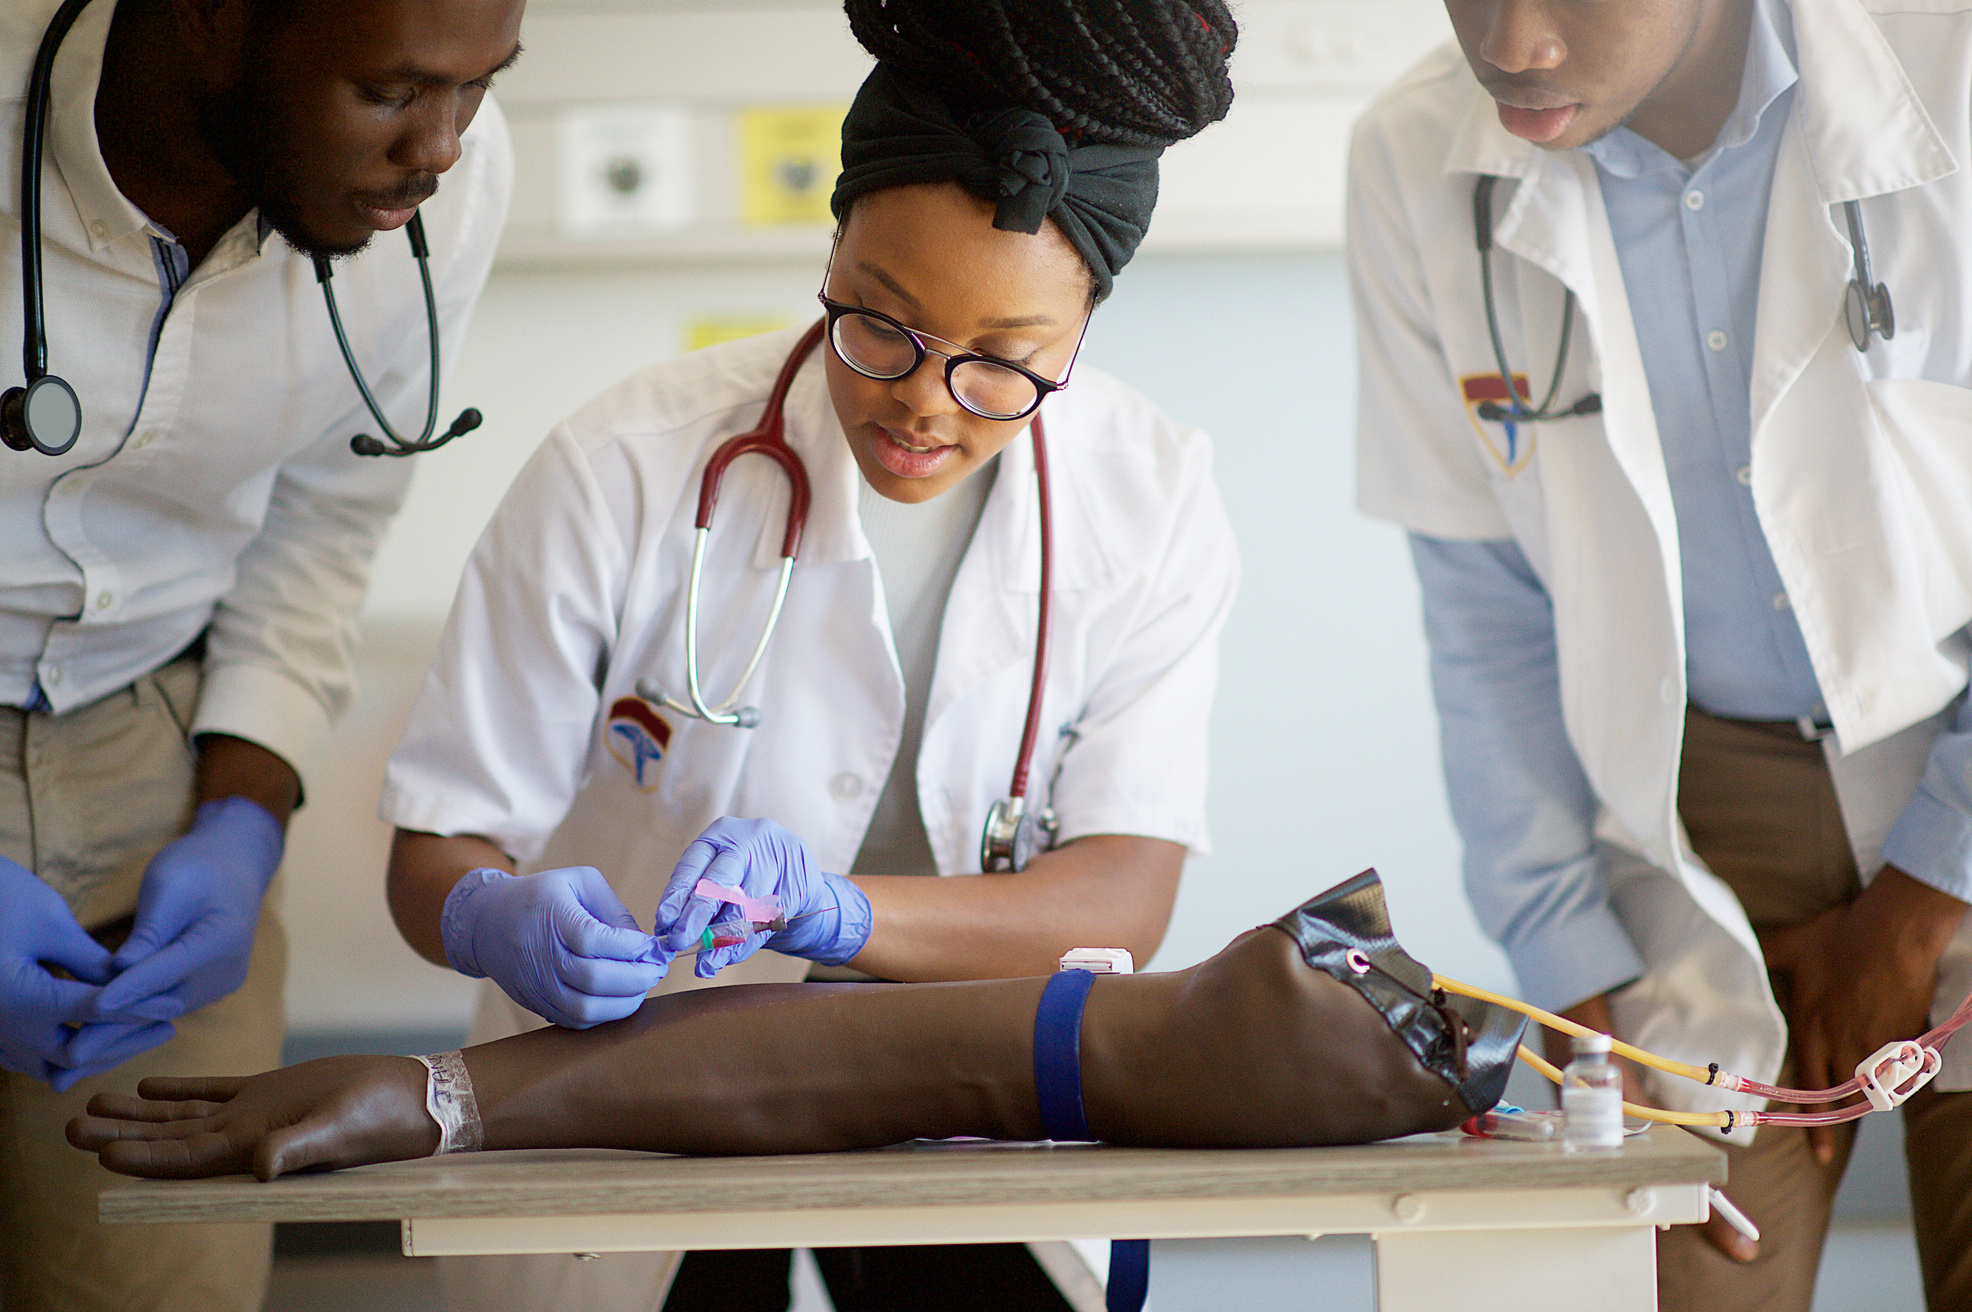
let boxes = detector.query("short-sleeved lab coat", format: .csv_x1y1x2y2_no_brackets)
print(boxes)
382,326,1239,993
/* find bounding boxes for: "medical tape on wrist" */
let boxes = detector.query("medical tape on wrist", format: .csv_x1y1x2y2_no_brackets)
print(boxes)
411,1051,483,1155
1031,969,1150,1312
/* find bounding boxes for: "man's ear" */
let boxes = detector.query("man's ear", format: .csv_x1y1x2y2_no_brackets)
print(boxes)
171,0,254,77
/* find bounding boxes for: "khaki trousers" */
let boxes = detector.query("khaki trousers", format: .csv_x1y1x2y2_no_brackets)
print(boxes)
0,659,286,1312
1658,708,1972,1311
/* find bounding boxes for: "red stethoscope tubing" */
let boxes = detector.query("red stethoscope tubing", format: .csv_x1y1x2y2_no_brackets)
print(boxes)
694,320,1052,807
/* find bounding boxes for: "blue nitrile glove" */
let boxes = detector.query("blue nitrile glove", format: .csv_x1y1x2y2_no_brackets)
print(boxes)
0,854,117,1088
655,817,873,979
96,797,286,1027
441,865,672,1029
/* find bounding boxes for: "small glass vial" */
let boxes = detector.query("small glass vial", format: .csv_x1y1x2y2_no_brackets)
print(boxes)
1562,1032,1624,1152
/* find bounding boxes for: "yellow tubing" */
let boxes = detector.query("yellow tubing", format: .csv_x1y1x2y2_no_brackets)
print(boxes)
1515,1044,1734,1128
1436,973,1722,1086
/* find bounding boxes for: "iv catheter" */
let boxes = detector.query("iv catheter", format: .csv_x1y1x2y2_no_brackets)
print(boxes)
1434,973,1972,1132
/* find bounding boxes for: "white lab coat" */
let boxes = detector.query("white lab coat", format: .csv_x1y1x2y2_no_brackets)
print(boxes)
384,325,1237,998
1350,0,1972,1117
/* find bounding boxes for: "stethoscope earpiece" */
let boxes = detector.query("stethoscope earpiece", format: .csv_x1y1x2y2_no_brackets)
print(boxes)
0,374,81,456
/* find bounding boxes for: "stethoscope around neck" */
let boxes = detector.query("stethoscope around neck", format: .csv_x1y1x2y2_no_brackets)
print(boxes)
5,0,478,459
1469,172,1895,428
632,319,1058,874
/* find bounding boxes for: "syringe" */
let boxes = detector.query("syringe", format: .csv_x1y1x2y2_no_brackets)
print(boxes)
674,878,786,957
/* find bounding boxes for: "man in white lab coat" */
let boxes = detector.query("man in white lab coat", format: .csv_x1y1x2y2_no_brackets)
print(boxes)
1350,0,1972,1306
0,0,515,1308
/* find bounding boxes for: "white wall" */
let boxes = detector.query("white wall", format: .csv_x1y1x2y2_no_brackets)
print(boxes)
282,248,1515,1033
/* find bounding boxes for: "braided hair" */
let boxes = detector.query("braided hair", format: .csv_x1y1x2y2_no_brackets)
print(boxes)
843,0,1237,148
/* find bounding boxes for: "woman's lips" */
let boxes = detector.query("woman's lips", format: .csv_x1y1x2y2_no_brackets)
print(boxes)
869,423,957,479
1495,102,1581,144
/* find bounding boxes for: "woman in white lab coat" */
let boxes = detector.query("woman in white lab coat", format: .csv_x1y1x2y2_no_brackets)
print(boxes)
379,3,1240,1308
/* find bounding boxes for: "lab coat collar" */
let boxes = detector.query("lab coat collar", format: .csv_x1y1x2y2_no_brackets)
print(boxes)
47,0,151,253
752,335,1122,593
1440,0,1953,202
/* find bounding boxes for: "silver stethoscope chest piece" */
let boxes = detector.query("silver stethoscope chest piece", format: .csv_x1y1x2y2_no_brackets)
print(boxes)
1842,200,1895,352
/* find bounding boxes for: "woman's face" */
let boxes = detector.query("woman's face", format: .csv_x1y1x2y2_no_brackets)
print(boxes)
823,182,1093,505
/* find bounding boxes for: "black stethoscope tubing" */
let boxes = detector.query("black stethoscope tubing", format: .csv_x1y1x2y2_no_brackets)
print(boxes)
6,0,476,460
1470,174,1896,430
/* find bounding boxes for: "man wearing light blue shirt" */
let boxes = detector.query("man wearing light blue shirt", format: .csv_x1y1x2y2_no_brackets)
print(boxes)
1350,0,1972,1306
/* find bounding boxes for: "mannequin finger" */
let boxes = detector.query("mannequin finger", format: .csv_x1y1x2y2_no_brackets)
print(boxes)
99,1129,248,1179
84,1090,225,1122
134,1075,247,1103
257,1112,358,1182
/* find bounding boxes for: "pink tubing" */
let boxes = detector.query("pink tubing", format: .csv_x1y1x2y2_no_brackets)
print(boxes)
1732,993,1972,1108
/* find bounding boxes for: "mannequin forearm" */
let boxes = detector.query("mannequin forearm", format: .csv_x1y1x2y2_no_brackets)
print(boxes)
464,976,1052,1154
847,834,1182,981
388,829,513,966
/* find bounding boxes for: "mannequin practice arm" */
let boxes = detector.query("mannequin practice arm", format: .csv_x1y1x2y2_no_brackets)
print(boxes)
71,877,1522,1180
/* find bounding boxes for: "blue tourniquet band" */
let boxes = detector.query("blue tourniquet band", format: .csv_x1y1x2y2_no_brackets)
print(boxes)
1034,969,1097,1141
1033,969,1151,1312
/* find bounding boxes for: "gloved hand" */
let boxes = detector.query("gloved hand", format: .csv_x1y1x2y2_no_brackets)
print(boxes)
441,865,671,1029
656,817,873,979
0,854,117,1088
96,797,286,1026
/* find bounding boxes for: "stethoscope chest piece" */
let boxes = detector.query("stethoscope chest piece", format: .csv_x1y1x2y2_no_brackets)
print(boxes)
0,373,80,455
1842,198,1895,353
981,796,1036,874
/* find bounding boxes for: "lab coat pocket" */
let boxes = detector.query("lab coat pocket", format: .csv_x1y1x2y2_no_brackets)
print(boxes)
1864,376,1972,643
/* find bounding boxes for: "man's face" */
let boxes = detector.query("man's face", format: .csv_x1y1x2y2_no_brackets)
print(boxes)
1443,0,1705,150
199,0,524,258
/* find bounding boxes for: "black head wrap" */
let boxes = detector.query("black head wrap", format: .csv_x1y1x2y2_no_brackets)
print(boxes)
830,65,1161,301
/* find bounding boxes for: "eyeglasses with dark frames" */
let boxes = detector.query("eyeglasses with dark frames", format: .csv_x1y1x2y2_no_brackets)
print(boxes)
816,293,1086,422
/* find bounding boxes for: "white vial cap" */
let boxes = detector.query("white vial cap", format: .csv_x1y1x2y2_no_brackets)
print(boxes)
1571,1032,1614,1055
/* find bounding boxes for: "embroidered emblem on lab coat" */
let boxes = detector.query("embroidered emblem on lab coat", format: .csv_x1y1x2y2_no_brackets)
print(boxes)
1460,373,1537,474
606,696,673,790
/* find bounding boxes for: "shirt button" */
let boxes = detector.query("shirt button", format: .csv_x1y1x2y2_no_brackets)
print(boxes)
89,219,108,238
829,773,863,801
1707,330,1729,352
133,431,159,450
1773,591,1791,611
44,666,62,686
1660,678,1678,705
1736,465,1752,485
1685,190,1705,211
94,592,113,611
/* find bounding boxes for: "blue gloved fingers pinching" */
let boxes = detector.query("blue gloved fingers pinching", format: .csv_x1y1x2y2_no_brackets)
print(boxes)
653,816,872,977
0,854,120,1082
441,865,670,1031
97,798,284,1018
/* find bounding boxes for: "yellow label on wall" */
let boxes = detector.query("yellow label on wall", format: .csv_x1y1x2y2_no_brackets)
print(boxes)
738,104,848,228
685,314,792,354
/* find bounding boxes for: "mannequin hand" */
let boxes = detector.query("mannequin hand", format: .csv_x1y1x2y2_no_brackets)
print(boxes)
442,866,670,1029
1547,994,1758,1263
66,1057,439,1181
1759,866,1967,1163
655,817,873,978
96,798,285,1026
0,854,117,1088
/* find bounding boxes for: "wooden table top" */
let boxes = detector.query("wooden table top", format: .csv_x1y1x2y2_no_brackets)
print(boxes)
101,1127,1725,1226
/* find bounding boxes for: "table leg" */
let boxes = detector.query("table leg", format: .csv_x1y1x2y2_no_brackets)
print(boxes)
1374,1225,1656,1312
